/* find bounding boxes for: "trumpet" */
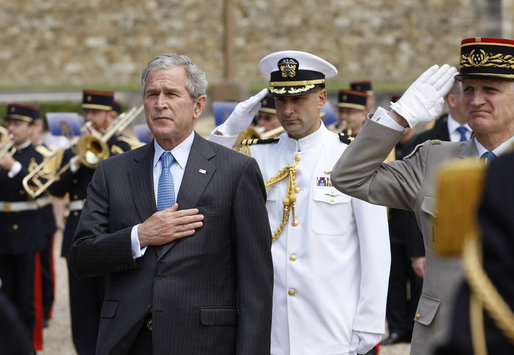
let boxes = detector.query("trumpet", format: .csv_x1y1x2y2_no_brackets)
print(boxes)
23,105,144,198
0,126,15,161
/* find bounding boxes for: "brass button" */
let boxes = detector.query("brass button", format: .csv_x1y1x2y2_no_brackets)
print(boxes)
294,186,300,193
289,254,297,262
415,313,421,320
330,198,335,203
288,288,296,296
19,190,25,195
292,220,299,227
73,195,78,199
12,224,19,231
146,319,152,331
73,179,78,184
73,211,79,217
294,154,301,162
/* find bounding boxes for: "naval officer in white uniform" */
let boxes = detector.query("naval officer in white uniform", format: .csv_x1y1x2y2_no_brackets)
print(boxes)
209,50,390,355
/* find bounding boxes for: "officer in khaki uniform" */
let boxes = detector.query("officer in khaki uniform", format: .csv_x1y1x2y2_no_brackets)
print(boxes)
0,103,52,352
332,37,514,355
48,90,130,355
209,50,390,355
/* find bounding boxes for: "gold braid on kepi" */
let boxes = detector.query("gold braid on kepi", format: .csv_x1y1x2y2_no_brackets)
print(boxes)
265,154,301,241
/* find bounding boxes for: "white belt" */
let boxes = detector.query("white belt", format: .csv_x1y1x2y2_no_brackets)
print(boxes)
69,199,85,211
0,196,52,213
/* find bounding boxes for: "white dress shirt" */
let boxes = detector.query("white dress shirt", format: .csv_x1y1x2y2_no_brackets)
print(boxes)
131,132,194,257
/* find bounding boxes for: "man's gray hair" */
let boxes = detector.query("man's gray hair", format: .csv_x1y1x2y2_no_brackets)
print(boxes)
140,54,208,100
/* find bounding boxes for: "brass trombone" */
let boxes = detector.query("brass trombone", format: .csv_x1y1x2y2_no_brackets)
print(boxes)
23,105,144,198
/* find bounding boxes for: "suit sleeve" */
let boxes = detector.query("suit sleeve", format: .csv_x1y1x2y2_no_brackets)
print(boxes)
68,160,136,278
351,198,391,333
332,119,428,211
231,157,273,354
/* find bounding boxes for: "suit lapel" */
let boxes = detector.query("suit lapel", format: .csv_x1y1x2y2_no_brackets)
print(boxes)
128,143,157,221
157,133,216,259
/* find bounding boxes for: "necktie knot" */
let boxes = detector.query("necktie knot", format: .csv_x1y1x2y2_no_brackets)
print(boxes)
456,126,468,142
481,151,496,162
161,152,173,169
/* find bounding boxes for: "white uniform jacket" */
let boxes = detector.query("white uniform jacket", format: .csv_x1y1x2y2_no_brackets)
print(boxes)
209,124,390,354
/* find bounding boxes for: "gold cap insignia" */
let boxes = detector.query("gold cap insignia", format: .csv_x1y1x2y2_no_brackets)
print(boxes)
87,95,92,102
278,58,298,78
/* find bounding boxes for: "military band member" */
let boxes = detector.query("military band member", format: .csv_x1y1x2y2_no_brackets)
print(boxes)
209,50,390,355
31,116,58,328
332,37,514,355
48,90,130,355
350,80,375,114
328,89,368,136
0,103,52,352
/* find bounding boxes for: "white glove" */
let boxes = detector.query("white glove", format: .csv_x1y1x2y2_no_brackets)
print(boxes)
391,64,458,128
350,331,382,354
217,88,268,136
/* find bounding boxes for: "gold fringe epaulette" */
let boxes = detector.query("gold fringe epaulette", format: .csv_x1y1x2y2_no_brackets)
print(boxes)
338,132,354,145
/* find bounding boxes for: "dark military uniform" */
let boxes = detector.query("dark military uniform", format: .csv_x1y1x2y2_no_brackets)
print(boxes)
435,149,514,354
48,90,130,355
0,103,51,352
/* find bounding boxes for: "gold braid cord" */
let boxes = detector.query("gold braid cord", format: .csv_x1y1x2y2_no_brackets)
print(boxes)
264,155,300,241
463,232,514,345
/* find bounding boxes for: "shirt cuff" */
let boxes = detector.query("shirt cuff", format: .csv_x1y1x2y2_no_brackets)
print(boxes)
131,224,147,259
70,159,80,173
370,106,405,132
7,161,22,178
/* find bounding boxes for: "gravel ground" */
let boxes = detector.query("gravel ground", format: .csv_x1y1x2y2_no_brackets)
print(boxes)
39,116,410,355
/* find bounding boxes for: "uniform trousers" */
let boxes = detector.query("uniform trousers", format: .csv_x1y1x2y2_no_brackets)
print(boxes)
386,242,423,336
0,252,37,348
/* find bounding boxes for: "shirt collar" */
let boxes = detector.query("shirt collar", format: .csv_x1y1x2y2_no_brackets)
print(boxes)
16,139,32,151
284,121,326,152
153,131,195,169
474,135,514,157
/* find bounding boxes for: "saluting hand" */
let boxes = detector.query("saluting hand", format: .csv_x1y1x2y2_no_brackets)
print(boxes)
137,203,204,247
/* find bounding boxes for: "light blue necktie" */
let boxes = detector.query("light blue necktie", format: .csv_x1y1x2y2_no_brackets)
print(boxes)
456,126,468,142
480,151,496,162
157,152,175,211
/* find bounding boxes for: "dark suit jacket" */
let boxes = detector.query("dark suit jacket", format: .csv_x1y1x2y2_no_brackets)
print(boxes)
435,149,514,354
69,133,273,355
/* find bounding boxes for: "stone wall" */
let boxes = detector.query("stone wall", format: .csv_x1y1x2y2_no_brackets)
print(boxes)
0,0,511,90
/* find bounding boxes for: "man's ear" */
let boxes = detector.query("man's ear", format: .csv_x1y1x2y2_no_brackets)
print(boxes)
446,93,457,109
193,95,206,119
318,89,327,109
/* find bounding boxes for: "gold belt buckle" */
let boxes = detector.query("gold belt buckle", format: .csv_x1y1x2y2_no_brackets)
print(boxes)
146,319,152,331
2,202,10,213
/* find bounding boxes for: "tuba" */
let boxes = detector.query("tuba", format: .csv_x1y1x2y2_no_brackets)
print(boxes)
22,105,144,198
